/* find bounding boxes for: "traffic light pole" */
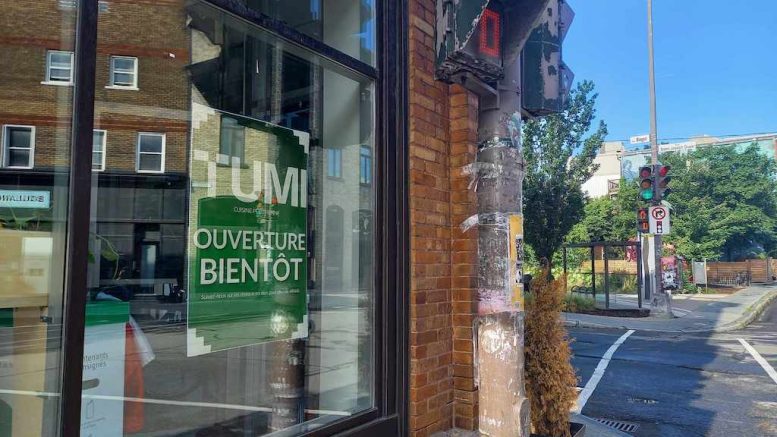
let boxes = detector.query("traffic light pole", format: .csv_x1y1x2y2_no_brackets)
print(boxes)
647,0,673,317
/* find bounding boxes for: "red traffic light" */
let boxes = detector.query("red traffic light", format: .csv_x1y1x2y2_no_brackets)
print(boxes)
639,166,652,178
658,165,670,177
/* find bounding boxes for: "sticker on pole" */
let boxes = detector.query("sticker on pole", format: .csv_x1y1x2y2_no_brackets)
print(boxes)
649,205,670,235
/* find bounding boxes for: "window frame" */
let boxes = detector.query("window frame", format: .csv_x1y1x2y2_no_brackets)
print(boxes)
92,129,106,171
43,50,75,85
59,0,409,435
107,55,139,89
136,132,166,174
2,124,35,169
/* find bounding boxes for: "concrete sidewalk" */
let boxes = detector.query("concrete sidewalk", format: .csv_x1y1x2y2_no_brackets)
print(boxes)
564,284,777,333
433,413,630,437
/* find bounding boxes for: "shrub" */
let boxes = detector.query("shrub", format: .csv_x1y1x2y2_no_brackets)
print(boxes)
563,294,596,313
525,270,578,437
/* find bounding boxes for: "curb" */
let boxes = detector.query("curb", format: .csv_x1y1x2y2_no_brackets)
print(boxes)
563,289,777,333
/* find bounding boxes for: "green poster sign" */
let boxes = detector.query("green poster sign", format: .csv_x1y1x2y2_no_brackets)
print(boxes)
187,112,308,356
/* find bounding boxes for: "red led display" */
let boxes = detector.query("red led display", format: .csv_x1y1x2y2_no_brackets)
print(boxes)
478,8,501,58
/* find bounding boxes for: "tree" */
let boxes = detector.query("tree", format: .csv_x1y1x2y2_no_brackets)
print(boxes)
569,144,777,262
566,179,638,244
661,144,777,260
523,80,608,264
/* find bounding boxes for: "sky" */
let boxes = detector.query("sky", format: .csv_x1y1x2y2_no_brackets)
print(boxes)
563,0,777,146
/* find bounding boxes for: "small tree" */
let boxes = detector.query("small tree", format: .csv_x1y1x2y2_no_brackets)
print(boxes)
523,80,608,265
525,269,578,437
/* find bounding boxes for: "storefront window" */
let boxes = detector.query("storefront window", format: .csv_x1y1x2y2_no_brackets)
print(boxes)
0,2,77,435
77,1,376,435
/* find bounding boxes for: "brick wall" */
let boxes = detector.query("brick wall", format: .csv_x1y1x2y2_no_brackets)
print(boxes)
408,0,480,435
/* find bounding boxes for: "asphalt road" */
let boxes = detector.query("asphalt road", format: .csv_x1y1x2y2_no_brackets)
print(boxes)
570,300,777,436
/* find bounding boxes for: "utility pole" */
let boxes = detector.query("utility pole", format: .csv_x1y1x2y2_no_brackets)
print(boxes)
434,1,573,434
647,0,672,317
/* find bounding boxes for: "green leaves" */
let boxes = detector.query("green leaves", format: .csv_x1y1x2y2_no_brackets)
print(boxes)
572,143,777,261
523,80,608,263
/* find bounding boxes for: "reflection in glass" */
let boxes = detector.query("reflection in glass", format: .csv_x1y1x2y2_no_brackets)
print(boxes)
78,1,377,435
240,0,376,65
0,2,76,435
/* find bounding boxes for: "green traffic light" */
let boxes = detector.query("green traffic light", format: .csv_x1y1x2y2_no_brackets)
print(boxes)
640,189,654,201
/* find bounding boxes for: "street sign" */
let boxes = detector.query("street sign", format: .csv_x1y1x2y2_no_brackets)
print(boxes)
649,205,670,235
630,134,650,144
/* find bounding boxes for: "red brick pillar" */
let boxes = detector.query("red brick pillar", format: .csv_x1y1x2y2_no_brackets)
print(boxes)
408,1,454,436
449,85,479,431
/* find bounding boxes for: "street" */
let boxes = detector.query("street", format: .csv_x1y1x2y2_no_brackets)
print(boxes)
570,300,777,436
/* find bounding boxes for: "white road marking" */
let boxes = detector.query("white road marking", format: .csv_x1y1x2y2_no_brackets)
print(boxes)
0,389,350,416
739,338,777,385
575,329,635,414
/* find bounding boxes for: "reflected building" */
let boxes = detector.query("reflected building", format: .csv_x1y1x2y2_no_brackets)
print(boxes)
0,0,376,435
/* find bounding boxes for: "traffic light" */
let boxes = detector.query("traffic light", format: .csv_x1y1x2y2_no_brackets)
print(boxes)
637,208,649,233
522,0,575,116
434,0,571,105
657,165,671,199
638,166,655,201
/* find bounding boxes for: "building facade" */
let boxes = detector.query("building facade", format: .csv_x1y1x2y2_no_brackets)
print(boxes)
581,140,624,198
0,0,550,436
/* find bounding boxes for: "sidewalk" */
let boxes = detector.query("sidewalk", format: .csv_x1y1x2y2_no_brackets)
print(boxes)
433,413,630,437
564,284,777,333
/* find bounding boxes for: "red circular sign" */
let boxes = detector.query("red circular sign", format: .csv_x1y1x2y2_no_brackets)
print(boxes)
651,207,666,220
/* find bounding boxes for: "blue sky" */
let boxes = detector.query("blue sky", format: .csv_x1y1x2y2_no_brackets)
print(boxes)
563,0,777,145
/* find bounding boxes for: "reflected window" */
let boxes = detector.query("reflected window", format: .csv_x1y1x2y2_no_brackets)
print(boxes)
109,56,138,89
2,125,35,169
327,148,342,178
136,133,165,173
218,115,245,165
360,145,371,185
92,130,106,171
45,50,74,84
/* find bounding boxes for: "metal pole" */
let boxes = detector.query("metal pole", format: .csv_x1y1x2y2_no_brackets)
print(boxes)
590,246,596,299
636,242,643,309
563,247,568,292
647,0,672,317
603,246,610,309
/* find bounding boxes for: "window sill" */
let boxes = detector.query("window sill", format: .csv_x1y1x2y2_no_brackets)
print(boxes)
136,170,165,174
2,165,34,170
41,81,73,87
105,85,139,91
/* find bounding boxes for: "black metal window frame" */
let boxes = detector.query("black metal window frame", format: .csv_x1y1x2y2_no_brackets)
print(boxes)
59,0,409,436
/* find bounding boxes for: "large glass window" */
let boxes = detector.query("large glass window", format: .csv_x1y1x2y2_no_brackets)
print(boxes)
77,1,378,435
0,4,76,436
